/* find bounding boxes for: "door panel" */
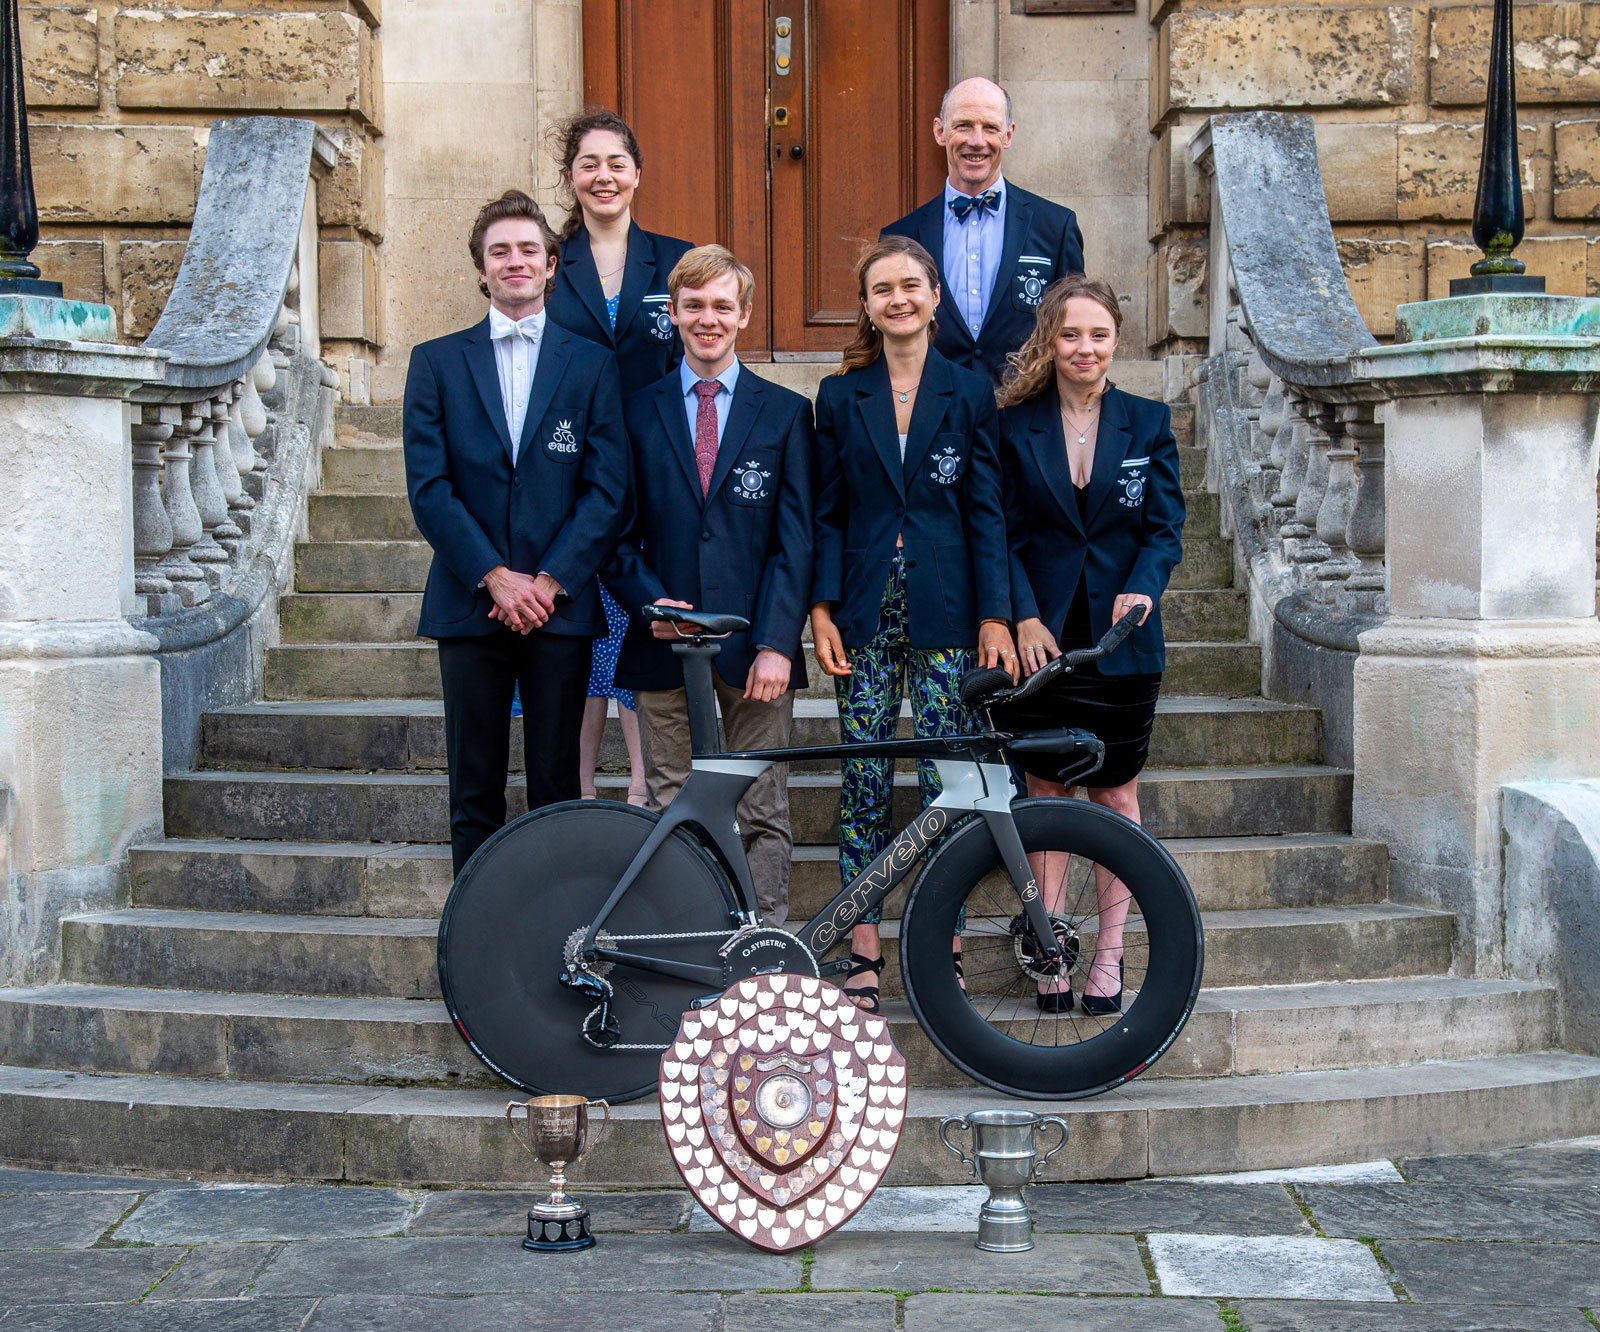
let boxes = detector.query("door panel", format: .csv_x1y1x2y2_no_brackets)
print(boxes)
583,0,948,359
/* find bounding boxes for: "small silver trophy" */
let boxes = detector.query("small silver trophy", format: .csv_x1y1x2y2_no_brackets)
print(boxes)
939,1109,1069,1251
505,1094,610,1251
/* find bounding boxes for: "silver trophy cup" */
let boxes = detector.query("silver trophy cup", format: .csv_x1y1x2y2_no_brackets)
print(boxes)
505,1094,610,1251
939,1109,1069,1251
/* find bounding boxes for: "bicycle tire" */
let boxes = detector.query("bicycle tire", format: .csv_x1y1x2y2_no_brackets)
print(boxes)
899,797,1203,1099
437,800,742,1103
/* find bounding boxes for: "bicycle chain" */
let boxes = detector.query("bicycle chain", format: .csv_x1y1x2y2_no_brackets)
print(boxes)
572,927,750,1051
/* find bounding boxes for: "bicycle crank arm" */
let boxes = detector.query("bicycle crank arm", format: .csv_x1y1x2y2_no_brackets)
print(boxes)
590,947,727,988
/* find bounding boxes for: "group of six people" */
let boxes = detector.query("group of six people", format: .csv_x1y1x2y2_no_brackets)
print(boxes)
402,77,1185,1017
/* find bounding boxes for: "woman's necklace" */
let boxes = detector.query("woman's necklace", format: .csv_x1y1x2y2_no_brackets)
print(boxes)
1061,401,1100,445
890,381,920,405
597,258,626,281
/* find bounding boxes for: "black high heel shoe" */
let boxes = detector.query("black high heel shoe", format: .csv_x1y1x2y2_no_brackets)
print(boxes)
1080,959,1123,1016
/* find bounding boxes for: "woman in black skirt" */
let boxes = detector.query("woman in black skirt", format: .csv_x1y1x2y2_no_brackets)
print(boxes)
995,275,1185,1014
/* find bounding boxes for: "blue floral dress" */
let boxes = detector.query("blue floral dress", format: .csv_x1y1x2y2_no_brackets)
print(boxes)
586,292,634,709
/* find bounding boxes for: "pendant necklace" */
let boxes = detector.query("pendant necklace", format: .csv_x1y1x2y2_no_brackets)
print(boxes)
1062,402,1099,446
891,381,921,405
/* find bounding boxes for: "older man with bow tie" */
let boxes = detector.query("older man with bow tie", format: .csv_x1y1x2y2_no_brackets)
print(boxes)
881,77,1086,386
403,189,629,875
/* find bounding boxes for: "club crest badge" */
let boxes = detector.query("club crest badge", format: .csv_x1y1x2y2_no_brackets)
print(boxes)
930,446,962,486
1118,469,1146,507
659,973,907,1252
644,294,674,341
732,462,771,501
547,419,579,456
1015,255,1052,308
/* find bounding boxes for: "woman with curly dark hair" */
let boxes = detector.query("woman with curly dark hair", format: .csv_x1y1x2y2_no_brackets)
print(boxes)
994,274,1185,1015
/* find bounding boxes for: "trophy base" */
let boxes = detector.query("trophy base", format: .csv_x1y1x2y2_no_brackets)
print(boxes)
976,1198,1035,1253
523,1206,595,1252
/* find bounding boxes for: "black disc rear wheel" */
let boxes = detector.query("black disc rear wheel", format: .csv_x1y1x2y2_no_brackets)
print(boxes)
900,797,1202,1099
437,801,741,1103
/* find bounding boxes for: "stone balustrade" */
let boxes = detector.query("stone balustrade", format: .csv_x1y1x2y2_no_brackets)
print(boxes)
126,116,340,769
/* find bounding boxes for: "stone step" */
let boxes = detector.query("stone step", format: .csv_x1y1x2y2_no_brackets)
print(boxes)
1,1052,1595,1182
262,639,1262,703
0,976,1553,1089
128,832,1387,921
293,535,1236,596
304,489,1225,546
275,585,1251,646
56,901,1440,1000
163,765,1353,845
315,438,1208,499
202,695,1321,776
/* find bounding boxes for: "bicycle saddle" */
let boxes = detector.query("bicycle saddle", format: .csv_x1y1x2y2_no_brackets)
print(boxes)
641,605,751,637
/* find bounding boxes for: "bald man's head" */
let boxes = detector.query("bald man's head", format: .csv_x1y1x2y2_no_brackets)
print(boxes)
934,78,1015,196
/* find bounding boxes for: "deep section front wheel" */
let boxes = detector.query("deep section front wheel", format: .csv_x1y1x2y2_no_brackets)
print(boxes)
899,797,1203,1099
437,800,741,1103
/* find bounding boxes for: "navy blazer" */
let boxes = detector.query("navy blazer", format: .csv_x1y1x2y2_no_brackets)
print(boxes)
812,349,1009,650
605,366,816,693
881,183,1085,385
999,383,1184,675
403,316,629,639
546,222,694,398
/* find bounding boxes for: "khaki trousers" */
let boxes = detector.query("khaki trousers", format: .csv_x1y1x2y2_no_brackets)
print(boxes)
634,680,795,929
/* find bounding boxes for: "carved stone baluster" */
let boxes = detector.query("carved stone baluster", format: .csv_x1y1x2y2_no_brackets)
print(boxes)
1274,391,1312,528
238,360,269,470
156,410,212,605
185,399,236,577
131,405,177,616
1288,403,1333,575
1314,407,1361,586
250,348,281,459
1342,403,1387,611
210,385,253,538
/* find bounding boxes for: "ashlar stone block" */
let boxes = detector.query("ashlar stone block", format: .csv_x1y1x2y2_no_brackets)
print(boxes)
19,4,98,107
1555,120,1600,220
1149,239,1209,342
1150,124,1208,239
1398,122,1543,222
320,239,382,345
1156,6,1413,121
1314,123,1399,223
1425,237,1588,300
32,124,197,224
1335,237,1422,337
319,126,386,240
113,8,376,122
119,238,188,341
1431,2,1600,105
33,238,105,303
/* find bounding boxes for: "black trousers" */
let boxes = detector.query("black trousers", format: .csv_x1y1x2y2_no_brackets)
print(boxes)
437,629,591,875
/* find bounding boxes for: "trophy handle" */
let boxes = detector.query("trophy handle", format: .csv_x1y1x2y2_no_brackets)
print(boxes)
937,1115,977,1177
504,1099,534,1156
1031,1116,1070,1179
586,1099,612,1150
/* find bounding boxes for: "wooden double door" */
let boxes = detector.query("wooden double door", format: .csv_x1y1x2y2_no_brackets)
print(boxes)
584,0,949,358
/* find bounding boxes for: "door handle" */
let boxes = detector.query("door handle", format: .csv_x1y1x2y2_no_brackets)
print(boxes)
789,143,804,160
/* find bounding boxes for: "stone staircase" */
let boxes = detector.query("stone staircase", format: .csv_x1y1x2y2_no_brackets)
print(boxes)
2,368,1597,1187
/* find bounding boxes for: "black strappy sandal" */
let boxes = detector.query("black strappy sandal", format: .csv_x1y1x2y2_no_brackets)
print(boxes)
953,944,966,993
842,951,885,1014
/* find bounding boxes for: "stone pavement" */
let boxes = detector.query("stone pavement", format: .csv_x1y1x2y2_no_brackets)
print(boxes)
2,1138,1599,1329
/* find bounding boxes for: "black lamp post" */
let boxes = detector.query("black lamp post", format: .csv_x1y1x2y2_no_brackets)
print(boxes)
0,0,62,297
1449,0,1544,296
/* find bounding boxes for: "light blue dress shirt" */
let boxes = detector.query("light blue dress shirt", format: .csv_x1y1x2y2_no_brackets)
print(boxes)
942,176,1007,339
680,357,741,449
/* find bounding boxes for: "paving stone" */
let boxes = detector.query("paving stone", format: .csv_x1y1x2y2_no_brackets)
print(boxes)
722,1292,898,1331
0,1192,134,1250
1154,1160,1404,1185
0,1302,317,1331
905,1293,1225,1331
146,1243,282,1300
1148,1233,1394,1301
1300,1183,1600,1241
809,1232,1148,1294
1398,1142,1600,1187
1378,1240,1600,1306
691,1186,984,1233
0,1248,186,1305
408,1189,689,1235
300,1292,721,1331
1029,1183,1309,1235
1235,1301,1595,1331
250,1234,799,1295
0,1168,196,1194
116,1185,415,1244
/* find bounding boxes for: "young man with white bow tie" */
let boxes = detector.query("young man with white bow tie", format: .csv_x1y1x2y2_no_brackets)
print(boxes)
403,189,629,875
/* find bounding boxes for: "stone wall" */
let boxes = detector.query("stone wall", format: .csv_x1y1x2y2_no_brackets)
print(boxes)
24,1,383,397
1148,0,1600,355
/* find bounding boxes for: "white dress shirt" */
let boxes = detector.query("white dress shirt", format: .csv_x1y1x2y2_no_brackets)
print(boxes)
488,304,546,462
942,175,1008,338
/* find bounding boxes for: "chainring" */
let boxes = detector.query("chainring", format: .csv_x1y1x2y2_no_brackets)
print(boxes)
718,928,821,984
